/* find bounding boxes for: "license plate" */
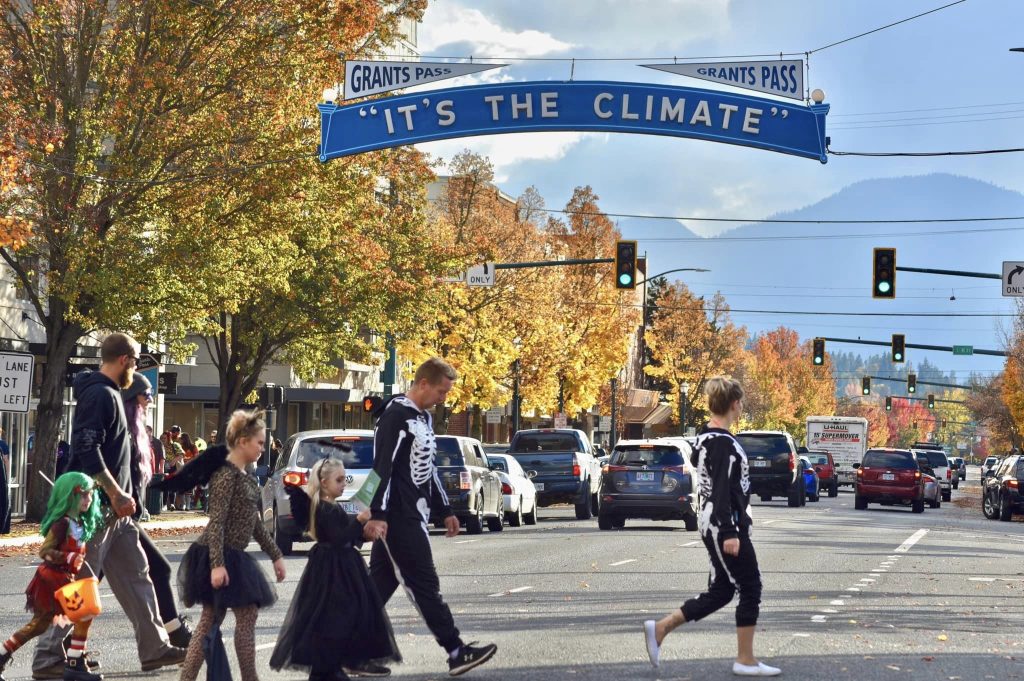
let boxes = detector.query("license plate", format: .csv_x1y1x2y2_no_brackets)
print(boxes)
881,473,895,481
751,460,770,468
342,502,361,514
534,483,545,491
635,472,656,481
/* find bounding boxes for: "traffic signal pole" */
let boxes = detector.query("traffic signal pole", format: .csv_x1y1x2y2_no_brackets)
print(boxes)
868,376,977,391
896,266,1001,280
821,336,1007,357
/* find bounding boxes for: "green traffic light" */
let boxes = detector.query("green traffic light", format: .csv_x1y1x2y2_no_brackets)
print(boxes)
877,281,891,294
894,352,903,361
814,357,823,365
619,273,633,286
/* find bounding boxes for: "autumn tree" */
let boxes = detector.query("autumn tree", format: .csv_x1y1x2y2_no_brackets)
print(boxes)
836,398,890,447
883,397,931,447
0,0,426,519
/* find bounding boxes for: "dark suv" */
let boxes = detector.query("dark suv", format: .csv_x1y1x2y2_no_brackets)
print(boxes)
735,431,804,507
982,453,1023,522
434,435,504,534
855,448,925,513
597,440,698,531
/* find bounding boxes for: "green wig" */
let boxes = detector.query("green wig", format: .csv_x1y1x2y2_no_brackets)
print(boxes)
40,472,103,544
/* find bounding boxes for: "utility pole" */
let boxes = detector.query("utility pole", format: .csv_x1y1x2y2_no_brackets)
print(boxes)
679,384,689,436
512,358,521,436
610,377,618,449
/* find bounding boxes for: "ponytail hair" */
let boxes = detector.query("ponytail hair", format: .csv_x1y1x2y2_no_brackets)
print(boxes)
306,458,345,541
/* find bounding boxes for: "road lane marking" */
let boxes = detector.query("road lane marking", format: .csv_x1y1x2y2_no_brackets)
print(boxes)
846,587,861,592
761,519,781,525
895,528,928,553
455,539,479,544
830,600,845,606
488,586,533,597
678,541,700,547
255,642,275,651
609,559,637,566
811,615,828,623
793,633,811,638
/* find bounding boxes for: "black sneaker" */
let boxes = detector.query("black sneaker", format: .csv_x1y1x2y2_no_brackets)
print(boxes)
1,651,11,681
343,661,391,677
32,662,65,680
168,616,193,649
140,645,187,672
62,657,102,681
448,642,497,677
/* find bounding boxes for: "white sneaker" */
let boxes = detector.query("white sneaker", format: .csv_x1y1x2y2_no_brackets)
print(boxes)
733,661,781,676
643,620,660,668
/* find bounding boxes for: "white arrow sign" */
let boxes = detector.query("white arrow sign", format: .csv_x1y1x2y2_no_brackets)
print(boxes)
642,60,804,101
466,262,496,287
1004,261,1024,297
344,60,506,100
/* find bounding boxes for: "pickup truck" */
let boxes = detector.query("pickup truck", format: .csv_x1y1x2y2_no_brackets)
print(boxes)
508,428,602,520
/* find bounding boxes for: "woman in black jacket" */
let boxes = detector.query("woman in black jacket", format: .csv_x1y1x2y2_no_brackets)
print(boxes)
643,377,780,677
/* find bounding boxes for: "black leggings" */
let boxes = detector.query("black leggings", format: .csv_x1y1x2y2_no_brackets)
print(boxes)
682,531,761,628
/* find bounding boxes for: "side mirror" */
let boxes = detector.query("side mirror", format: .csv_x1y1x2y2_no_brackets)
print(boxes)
527,470,538,479
852,463,860,469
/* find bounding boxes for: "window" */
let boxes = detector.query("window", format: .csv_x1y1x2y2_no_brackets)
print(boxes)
735,435,791,457
488,458,508,472
611,446,684,467
295,436,374,469
918,451,948,468
808,454,830,465
434,437,465,467
863,450,917,470
996,457,1015,477
511,433,580,452
276,436,297,471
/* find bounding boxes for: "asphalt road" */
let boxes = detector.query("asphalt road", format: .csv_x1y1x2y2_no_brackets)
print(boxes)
1,467,1021,680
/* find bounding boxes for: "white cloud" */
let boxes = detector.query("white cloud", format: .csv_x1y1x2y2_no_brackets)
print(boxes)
417,132,587,183
419,2,574,57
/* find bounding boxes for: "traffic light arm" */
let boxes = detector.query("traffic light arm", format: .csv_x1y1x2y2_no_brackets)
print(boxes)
896,266,1001,280
820,337,1007,358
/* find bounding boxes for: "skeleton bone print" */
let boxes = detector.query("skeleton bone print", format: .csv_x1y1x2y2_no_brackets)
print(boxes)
406,417,437,487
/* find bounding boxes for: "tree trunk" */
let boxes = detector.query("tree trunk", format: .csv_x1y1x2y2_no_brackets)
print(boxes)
27,311,84,521
470,404,483,441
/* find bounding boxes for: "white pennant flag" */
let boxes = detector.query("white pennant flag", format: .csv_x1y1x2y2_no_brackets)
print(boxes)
642,60,804,101
344,60,506,100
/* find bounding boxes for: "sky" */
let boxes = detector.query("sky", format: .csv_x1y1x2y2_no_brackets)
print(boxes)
407,0,1023,377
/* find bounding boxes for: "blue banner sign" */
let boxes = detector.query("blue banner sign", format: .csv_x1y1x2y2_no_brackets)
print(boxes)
319,81,829,163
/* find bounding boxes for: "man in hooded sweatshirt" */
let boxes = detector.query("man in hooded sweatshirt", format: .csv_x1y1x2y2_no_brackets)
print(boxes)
32,334,186,680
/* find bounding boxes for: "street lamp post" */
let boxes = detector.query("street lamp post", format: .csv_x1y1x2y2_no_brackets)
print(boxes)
679,383,689,436
512,358,521,436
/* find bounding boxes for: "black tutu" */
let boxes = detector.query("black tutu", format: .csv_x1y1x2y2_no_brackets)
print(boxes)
271,497,401,672
178,543,277,610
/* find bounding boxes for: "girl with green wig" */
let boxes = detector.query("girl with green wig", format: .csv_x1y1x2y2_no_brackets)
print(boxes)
0,472,104,681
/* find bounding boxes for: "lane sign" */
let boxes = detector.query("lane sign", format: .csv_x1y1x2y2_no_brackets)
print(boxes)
1003,261,1024,296
642,59,804,101
0,352,34,413
467,262,496,287
344,60,506,101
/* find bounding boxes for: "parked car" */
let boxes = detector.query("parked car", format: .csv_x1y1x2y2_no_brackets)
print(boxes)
434,435,504,534
855,448,925,513
800,448,838,497
258,429,376,555
734,431,805,507
912,444,954,499
485,453,539,527
508,428,602,520
982,453,1023,522
983,456,1000,476
597,440,698,531
915,459,942,509
799,456,820,502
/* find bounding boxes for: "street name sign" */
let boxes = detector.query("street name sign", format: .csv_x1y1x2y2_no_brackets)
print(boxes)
343,60,506,101
137,353,162,371
466,262,496,287
952,345,974,356
0,351,34,413
1003,261,1024,296
642,60,804,101
319,81,829,163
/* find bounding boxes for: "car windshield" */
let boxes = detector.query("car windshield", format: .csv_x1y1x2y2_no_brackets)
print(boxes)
295,436,374,469
511,433,580,452
434,437,465,467
736,436,790,457
611,446,683,467
863,451,917,469
808,454,830,465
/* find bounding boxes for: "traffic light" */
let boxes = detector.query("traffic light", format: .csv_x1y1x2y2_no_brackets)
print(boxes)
862,377,871,395
614,240,637,290
941,418,947,428
363,396,382,413
907,373,917,394
872,247,896,299
927,393,935,409
885,396,892,412
891,334,905,362
812,338,825,366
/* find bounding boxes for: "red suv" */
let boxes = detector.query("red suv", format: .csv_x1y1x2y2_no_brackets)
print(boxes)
855,448,925,514
801,448,838,498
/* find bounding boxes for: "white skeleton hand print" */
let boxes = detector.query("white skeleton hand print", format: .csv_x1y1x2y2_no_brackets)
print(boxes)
406,417,437,486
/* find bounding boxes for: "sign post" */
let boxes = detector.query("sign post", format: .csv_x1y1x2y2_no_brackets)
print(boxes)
0,352,34,413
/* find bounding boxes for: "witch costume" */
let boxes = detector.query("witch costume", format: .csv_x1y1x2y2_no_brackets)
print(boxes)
270,486,400,678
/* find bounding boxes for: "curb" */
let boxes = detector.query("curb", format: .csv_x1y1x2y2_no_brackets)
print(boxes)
0,516,209,549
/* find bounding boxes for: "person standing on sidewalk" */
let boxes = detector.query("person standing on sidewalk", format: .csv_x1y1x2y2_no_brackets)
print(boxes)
643,377,779,677
32,333,186,680
0,428,10,535
365,358,497,678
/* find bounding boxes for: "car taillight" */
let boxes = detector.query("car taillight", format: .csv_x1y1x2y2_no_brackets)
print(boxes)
914,470,922,480
572,455,581,477
460,472,472,490
1007,480,1019,490
789,453,796,472
856,468,863,478
603,465,628,474
283,471,308,487
946,469,952,480
501,482,513,495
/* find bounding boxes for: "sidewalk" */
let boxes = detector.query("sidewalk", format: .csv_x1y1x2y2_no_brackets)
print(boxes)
0,510,209,550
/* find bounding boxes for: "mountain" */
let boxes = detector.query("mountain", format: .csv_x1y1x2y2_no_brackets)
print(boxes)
621,173,1022,378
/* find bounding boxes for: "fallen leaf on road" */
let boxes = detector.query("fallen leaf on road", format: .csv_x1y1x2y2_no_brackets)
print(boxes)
580,582,589,588
809,595,818,600
922,657,934,662
849,620,858,624
937,634,948,641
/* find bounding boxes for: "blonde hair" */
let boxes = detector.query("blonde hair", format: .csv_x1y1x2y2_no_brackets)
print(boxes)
226,409,266,448
705,376,744,417
306,458,345,541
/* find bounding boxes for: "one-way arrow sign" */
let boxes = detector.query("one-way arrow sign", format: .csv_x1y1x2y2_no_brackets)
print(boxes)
1003,261,1024,296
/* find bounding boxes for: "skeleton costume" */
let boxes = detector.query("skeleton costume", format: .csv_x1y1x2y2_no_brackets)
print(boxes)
681,426,762,628
368,395,465,655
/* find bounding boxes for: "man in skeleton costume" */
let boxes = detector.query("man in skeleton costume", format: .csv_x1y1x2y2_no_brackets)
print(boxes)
366,358,498,677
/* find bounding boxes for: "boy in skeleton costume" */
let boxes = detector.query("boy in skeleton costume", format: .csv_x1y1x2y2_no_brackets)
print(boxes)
366,359,497,677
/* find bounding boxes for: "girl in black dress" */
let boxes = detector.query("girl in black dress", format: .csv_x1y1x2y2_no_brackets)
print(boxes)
271,457,401,681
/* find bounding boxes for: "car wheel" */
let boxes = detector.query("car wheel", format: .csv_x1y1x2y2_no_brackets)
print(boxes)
953,481,959,490
272,504,293,556
928,497,940,509
524,501,538,525
854,495,868,510
999,496,1014,522
508,498,524,527
591,492,601,516
684,513,698,532
788,485,801,508
466,496,484,535
912,498,925,514
942,490,951,502
828,482,839,498
575,492,593,520
487,496,504,532
983,492,998,519
598,512,614,531
612,517,626,529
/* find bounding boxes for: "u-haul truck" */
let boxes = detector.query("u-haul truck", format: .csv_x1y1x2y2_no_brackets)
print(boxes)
806,416,869,488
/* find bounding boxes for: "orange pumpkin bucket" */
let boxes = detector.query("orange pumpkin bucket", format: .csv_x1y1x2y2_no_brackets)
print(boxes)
54,577,102,622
